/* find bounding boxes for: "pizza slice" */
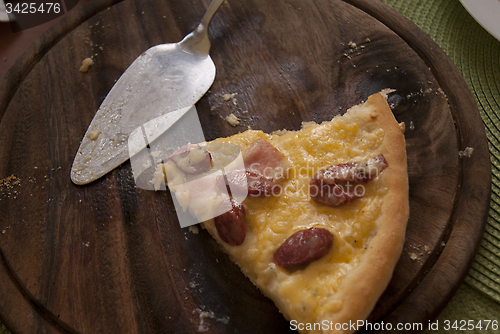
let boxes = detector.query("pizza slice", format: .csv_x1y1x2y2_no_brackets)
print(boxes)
153,91,409,333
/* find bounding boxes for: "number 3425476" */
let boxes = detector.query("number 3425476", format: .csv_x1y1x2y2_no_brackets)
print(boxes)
5,2,61,14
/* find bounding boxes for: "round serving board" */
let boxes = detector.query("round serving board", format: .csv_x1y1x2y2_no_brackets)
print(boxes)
0,0,491,333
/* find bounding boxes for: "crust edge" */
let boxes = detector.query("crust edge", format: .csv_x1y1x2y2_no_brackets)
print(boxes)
320,92,409,334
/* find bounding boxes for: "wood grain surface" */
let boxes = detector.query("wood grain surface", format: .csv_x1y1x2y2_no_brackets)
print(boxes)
0,0,491,333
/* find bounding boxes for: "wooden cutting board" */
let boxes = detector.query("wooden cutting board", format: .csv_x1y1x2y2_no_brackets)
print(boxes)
0,0,491,333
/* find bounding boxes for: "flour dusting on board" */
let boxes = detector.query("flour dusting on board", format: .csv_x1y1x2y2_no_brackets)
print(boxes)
193,308,230,332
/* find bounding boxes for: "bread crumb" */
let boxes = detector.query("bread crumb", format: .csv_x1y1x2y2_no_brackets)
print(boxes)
0,175,21,199
87,130,101,140
1,175,20,188
409,253,418,261
222,93,237,101
79,58,94,72
189,225,199,234
458,147,474,158
348,41,357,48
226,114,240,126
365,37,371,43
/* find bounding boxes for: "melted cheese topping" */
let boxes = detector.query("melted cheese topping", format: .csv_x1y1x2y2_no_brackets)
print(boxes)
206,115,388,323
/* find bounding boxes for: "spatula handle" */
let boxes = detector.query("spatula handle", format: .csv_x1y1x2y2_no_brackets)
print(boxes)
179,0,225,56
201,0,225,28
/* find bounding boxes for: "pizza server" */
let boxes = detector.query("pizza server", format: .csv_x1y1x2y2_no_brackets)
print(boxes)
70,0,224,185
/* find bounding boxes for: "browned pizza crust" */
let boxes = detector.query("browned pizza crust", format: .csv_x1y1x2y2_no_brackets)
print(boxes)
319,92,409,333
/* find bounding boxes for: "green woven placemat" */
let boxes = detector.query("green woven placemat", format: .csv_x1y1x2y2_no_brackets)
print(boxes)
424,284,500,334
380,0,500,305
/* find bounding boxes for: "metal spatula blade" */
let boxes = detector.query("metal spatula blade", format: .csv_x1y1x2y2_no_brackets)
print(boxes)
71,0,225,185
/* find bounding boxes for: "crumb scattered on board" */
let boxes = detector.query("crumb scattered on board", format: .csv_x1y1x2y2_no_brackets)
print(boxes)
225,114,240,126
217,92,244,126
193,308,230,333
0,175,21,189
408,244,431,262
222,93,238,107
459,147,474,158
189,225,199,234
343,38,371,60
1,166,63,201
79,58,94,72
0,175,21,199
222,93,237,102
